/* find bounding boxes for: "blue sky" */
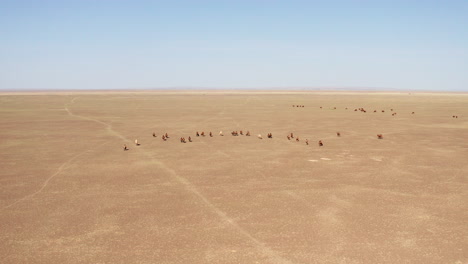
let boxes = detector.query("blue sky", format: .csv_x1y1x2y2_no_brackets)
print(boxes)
1,0,467,91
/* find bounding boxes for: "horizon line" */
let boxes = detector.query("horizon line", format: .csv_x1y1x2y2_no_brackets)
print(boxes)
1,87,467,94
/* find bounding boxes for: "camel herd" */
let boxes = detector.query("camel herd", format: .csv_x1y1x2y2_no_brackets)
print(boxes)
294,105,464,122
122,105,461,151
124,130,332,151
124,129,380,151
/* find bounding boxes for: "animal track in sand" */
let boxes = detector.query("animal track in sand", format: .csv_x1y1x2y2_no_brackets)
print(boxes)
63,98,293,264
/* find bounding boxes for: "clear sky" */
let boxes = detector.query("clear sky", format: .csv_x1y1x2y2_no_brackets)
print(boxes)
1,0,467,91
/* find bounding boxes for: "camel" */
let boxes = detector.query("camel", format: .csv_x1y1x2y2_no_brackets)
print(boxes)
258,134,263,139
196,131,200,137
201,131,205,137
165,133,169,138
296,137,299,142
188,136,192,142
135,139,140,146
287,135,290,140
219,131,224,136
267,133,272,138
305,139,309,145
240,130,243,135
377,134,383,139
290,132,294,138
162,135,167,141
153,132,156,137
318,140,323,146
246,131,250,136
337,132,341,137
209,132,213,137
123,144,128,151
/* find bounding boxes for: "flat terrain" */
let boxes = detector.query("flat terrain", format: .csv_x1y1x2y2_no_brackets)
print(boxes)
1,91,467,264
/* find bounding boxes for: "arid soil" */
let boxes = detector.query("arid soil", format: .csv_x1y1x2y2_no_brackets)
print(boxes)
1,91,467,264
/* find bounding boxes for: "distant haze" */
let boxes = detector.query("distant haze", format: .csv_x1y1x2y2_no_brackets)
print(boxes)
1,0,467,91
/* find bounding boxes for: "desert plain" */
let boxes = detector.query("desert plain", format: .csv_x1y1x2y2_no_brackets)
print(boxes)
0,90,467,264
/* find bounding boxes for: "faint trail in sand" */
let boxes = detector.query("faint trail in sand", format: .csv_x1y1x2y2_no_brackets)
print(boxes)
144,155,293,264
283,190,316,209
65,97,128,142
1,141,109,211
63,98,293,264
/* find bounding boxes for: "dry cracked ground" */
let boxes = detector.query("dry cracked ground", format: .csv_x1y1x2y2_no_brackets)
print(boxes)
1,91,467,264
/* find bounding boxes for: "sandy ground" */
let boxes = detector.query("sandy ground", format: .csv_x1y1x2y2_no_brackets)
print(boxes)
0,91,467,264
